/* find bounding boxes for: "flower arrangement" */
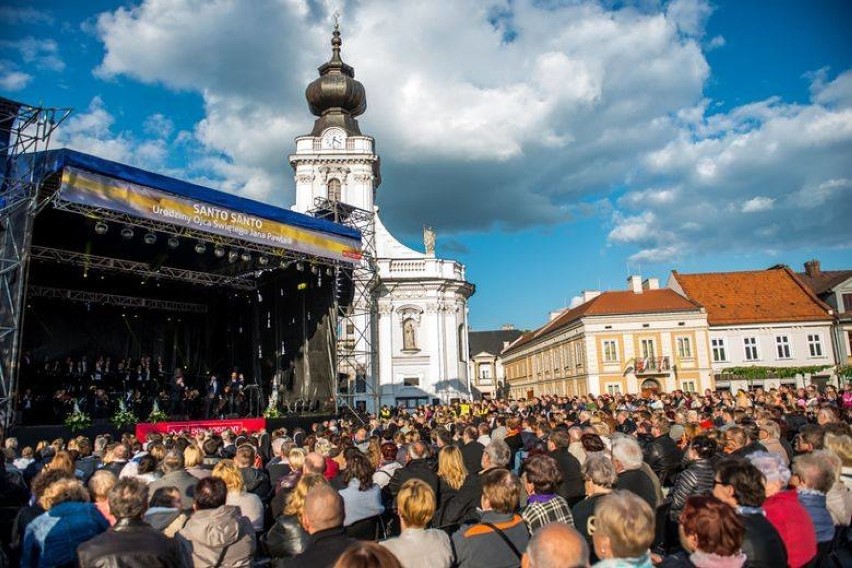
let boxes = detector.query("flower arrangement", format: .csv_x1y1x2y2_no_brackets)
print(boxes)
263,397,281,418
147,400,169,424
110,400,139,430
64,401,92,433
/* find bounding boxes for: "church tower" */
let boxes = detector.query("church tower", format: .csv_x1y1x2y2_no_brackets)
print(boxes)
290,24,380,214
290,24,475,409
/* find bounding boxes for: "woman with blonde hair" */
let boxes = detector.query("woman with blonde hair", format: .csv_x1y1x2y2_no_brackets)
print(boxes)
88,469,118,525
435,445,477,528
184,444,211,479
263,473,328,559
591,490,655,568
380,479,453,568
212,458,264,531
45,450,75,476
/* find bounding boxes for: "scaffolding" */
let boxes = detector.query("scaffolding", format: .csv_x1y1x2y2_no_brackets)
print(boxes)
309,197,379,418
0,97,71,431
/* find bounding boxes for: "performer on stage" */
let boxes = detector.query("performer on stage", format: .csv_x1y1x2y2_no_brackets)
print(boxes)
171,374,187,416
205,374,220,419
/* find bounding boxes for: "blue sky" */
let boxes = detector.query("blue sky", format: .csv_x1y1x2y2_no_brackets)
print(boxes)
2,0,851,332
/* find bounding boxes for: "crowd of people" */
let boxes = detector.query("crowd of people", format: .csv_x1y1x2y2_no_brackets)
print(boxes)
1,382,851,567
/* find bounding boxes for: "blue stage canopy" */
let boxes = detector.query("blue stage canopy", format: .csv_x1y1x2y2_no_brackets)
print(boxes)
27,148,360,242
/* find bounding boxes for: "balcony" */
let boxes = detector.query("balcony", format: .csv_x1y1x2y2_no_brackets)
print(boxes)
634,356,671,374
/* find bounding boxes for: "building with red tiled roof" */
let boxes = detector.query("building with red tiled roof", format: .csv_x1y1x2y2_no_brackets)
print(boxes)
502,276,713,398
668,266,837,388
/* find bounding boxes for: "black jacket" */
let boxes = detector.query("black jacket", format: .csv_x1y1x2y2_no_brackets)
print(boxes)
240,466,272,500
460,441,484,476
263,514,309,559
275,526,358,568
616,469,657,510
76,518,188,568
667,459,715,520
387,458,439,499
643,435,682,486
549,448,584,502
740,512,788,568
435,475,480,529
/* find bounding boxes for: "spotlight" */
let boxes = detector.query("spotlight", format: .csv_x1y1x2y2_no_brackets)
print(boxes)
228,250,238,263
310,264,318,274
280,259,291,269
194,242,207,254
120,227,134,240
167,237,180,249
296,262,305,272
143,232,157,245
214,246,226,258
258,256,268,266
325,267,333,276
240,251,251,262
94,222,108,235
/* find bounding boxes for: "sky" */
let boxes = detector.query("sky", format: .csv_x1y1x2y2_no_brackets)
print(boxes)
1,0,851,332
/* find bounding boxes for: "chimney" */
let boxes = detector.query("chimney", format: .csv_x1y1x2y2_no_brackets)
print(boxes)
583,290,602,303
549,310,565,321
642,278,659,290
804,259,821,277
501,323,515,331
628,275,643,294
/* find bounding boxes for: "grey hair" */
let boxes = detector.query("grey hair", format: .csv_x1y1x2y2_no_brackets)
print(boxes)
611,436,643,471
527,523,589,568
746,451,791,486
484,439,511,468
793,451,837,493
581,453,618,488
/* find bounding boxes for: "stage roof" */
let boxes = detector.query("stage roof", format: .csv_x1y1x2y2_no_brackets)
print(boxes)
25,148,360,244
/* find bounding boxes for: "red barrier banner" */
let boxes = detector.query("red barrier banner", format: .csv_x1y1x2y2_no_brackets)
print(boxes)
136,418,266,440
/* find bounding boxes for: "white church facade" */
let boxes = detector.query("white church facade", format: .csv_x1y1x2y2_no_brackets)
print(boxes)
289,25,475,409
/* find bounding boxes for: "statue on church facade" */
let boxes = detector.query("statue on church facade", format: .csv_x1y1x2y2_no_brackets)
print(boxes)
403,318,417,351
424,225,436,257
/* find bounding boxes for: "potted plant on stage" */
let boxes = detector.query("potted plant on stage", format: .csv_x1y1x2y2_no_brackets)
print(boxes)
65,401,92,433
111,400,138,432
147,400,169,424
263,396,281,419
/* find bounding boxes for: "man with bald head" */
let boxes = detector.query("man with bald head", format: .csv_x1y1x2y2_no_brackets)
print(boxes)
278,484,357,568
522,523,589,568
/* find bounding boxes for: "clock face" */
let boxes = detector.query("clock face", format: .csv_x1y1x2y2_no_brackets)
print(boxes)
321,129,344,150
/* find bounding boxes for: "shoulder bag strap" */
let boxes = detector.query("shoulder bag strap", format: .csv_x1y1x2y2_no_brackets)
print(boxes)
481,521,522,559
213,542,231,568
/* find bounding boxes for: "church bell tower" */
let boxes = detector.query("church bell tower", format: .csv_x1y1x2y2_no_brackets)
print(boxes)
290,23,381,215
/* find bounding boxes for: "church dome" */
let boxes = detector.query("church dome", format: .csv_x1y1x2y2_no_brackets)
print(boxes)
305,24,366,136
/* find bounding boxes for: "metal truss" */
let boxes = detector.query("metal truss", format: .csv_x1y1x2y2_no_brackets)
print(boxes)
0,97,71,431
30,246,258,291
28,286,208,313
309,197,379,415
50,200,344,271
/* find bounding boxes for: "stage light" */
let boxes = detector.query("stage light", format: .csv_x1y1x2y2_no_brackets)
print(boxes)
296,262,305,272
143,232,157,245
214,246,226,258
167,237,180,249
310,264,318,274
228,250,238,263
240,251,251,262
194,242,207,254
258,256,268,266
280,259,291,269
326,267,333,276
297,282,308,290
120,227,134,240
94,222,108,235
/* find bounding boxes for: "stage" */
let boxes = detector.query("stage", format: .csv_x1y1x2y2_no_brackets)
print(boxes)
2,148,361,431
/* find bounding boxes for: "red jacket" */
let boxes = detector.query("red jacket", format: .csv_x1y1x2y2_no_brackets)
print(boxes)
763,489,817,568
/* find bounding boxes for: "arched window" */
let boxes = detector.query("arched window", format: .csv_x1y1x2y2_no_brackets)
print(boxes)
327,178,342,202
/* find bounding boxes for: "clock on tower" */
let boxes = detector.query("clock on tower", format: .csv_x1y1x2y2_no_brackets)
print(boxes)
321,128,345,150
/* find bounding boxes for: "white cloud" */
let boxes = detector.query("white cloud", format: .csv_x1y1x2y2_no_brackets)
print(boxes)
741,196,774,213
143,113,174,138
0,37,65,71
0,61,31,91
0,7,53,26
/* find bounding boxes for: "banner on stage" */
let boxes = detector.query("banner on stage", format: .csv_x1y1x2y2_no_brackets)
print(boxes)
136,418,266,439
59,168,362,263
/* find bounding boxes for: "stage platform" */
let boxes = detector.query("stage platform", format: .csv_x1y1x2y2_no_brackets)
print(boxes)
8,414,335,447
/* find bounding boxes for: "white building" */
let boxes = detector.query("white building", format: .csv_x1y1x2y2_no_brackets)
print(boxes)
468,326,524,399
797,260,852,369
289,26,475,409
669,266,837,389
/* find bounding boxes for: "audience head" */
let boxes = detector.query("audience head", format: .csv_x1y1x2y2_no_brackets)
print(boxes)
302,484,345,534
438,445,468,491
396,478,436,530
482,439,511,469
522,454,562,495
523,523,590,568
39,477,90,510
343,449,375,491
591,490,654,561
184,445,203,469
380,442,398,463
481,468,521,514
161,449,184,473
88,469,117,503
793,451,837,493
212,459,245,493
679,496,744,557
713,457,766,508
746,451,791,496
284,472,329,518
332,541,403,568
304,451,326,475
581,454,618,491
689,435,717,460
150,486,182,509
194,477,228,510
611,436,643,473
108,478,149,520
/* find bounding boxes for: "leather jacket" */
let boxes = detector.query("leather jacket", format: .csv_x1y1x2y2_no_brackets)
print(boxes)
263,514,309,559
77,518,188,568
643,435,682,486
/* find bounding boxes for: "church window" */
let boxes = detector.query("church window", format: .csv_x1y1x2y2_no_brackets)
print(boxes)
328,178,342,202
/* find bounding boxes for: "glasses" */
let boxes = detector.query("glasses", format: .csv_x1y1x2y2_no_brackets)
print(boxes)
713,479,726,486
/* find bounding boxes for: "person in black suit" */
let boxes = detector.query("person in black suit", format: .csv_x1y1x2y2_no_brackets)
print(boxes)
459,426,484,476
547,429,585,506
204,375,219,419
